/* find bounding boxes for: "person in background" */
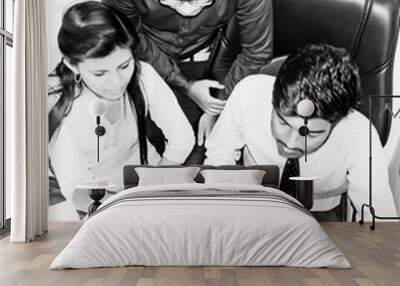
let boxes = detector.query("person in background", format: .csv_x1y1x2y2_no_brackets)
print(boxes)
48,1,194,220
205,44,398,221
102,0,273,160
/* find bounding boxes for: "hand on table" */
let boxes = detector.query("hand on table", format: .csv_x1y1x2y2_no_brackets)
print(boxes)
197,113,218,146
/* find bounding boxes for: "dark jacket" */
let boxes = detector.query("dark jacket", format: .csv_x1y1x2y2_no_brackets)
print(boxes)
102,0,273,99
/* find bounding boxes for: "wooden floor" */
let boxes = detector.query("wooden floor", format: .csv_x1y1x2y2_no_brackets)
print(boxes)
0,222,399,286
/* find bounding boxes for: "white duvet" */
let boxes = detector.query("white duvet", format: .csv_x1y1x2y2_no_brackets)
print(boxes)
50,183,350,269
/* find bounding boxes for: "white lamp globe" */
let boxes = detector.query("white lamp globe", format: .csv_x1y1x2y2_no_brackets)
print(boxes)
297,99,315,117
89,99,107,116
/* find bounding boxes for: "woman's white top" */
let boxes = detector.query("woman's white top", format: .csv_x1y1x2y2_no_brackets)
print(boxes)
48,62,194,219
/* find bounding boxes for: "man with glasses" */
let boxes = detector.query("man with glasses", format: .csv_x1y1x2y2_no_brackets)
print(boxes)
205,44,397,220
102,0,273,160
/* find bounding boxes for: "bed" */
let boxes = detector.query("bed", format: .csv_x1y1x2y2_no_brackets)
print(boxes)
50,165,350,269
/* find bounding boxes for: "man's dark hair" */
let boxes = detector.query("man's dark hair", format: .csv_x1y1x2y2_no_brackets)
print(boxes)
272,44,360,123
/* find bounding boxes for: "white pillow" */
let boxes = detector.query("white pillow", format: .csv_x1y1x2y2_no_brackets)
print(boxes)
200,169,266,185
135,167,201,186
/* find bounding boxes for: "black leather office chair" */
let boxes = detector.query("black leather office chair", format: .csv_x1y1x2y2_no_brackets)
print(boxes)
209,0,400,145
207,0,400,221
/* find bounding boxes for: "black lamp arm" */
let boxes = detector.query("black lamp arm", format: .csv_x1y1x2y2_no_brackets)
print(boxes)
298,117,310,162
94,116,106,162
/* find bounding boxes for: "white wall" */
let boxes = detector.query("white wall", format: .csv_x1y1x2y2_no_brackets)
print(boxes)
385,35,400,157
384,36,400,212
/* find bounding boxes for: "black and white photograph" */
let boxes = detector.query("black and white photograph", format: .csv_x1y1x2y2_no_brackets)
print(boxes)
47,0,399,222
2,0,400,284
47,0,274,220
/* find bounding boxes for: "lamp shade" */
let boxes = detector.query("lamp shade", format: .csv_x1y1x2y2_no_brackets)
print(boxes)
297,99,315,117
89,99,107,116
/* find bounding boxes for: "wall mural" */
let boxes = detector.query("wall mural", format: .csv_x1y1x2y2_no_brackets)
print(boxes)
48,0,399,221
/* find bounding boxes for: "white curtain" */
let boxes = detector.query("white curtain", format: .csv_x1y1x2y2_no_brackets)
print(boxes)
7,0,48,242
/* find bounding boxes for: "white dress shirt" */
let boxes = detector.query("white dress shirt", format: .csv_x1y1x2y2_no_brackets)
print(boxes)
205,75,397,219
49,62,195,220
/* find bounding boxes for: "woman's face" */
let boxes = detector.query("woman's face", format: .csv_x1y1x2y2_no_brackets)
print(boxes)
77,47,134,101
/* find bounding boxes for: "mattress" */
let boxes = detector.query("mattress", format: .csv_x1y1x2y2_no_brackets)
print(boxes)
50,183,350,269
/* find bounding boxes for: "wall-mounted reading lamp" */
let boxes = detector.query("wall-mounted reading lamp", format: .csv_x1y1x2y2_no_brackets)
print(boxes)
89,99,107,162
297,99,315,162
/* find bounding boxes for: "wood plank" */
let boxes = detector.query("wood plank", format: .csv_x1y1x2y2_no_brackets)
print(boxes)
0,222,399,286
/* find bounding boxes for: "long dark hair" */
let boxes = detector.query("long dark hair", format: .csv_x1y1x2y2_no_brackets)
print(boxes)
48,1,148,164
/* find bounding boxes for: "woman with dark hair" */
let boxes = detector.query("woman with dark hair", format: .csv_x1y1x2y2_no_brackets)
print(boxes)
48,1,194,220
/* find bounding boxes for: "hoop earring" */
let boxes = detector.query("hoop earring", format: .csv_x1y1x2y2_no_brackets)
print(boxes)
74,73,82,84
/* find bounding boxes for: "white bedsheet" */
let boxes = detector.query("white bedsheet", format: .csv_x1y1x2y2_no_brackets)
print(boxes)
50,183,350,269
